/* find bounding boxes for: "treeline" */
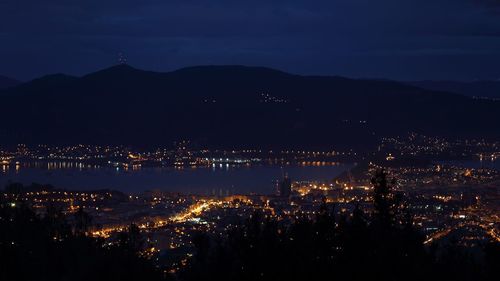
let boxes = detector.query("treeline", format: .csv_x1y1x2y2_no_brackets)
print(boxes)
1,171,499,281
0,203,162,281
180,170,499,281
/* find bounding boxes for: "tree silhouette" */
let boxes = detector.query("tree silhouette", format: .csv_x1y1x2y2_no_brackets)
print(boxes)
0,203,162,281
180,170,498,281
44,204,71,239
118,223,144,254
74,206,92,236
371,168,400,227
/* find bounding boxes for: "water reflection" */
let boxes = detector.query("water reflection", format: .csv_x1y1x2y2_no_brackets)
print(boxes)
0,161,352,194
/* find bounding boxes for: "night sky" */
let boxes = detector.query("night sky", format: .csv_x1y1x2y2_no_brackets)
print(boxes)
2,0,500,81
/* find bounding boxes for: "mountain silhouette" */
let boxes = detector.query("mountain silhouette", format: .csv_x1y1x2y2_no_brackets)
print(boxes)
408,80,500,99
1,65,499,148
0,75,21,89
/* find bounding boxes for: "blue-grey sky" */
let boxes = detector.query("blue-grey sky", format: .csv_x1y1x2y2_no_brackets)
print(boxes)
2,0,500,81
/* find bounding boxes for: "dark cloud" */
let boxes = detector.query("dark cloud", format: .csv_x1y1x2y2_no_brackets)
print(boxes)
1,0,500,80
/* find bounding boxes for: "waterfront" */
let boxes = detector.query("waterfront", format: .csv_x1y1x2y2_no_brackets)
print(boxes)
0,163,352,194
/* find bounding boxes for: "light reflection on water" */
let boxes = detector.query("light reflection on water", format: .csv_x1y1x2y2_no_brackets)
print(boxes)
0,162,352,195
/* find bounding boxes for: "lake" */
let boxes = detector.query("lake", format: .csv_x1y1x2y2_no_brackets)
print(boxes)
0,163,353,195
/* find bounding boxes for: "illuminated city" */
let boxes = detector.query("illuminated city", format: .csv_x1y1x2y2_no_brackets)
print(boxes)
2,1,500,280
1,134,499,278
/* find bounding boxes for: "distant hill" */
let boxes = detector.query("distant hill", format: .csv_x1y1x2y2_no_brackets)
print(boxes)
0,75,20,89
408,80,500,100
1,65,500,149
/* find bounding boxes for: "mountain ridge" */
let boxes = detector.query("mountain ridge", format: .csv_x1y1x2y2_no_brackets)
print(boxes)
0,75,21,89
408,80,500,99
1,64,499,148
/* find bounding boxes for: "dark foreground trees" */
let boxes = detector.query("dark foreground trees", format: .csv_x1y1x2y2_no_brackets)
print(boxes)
0,203,162,281
180,170,499,281
1,171,498,281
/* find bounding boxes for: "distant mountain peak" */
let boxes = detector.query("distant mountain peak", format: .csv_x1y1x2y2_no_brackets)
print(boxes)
82,64,157,81
94,64,139,73
107,63,136,70
1,63,500,146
